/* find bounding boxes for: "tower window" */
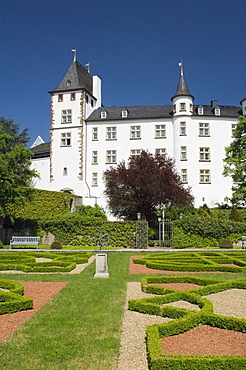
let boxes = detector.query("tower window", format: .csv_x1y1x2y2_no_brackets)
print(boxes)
181,169,188,183
180,146,187,160
62,109,72,123
180,103,186,111
63,167,68,176
180,122,186,136
61,133,71,146
70,93,76,101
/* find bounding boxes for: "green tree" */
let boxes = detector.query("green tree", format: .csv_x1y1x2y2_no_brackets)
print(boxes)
103,150,193,221
0,126,38,220
223,116,246,205
0,117,30,147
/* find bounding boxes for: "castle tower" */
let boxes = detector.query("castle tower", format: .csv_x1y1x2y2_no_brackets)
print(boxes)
48,54,101,196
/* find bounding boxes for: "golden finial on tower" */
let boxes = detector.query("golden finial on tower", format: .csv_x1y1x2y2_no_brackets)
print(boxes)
71,49,77,62
178,61,184,76
85,62,90,74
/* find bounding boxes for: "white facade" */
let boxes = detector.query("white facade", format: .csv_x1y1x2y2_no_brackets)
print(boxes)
31,59,245,215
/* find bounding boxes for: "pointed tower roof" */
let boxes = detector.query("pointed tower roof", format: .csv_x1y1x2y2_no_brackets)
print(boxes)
50,60,92,94
171,63,194,101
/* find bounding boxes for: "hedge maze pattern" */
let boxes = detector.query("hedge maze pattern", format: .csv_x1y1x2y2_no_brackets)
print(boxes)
133,251,246,272
0,279,33,315
0,252,92,273
128,274,246,369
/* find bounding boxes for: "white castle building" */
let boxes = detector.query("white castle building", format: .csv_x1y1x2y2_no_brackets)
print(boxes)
31,56,246,215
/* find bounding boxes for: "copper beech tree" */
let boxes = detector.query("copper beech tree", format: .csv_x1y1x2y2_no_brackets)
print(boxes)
103,150,193,221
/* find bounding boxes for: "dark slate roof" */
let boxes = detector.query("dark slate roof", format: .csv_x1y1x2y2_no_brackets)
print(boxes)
171,74,194,100
86,104,241,122
50,61,92,94
30,142,50,158
87,105,174,121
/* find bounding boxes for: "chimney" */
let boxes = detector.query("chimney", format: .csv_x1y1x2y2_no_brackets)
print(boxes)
211,100,218,108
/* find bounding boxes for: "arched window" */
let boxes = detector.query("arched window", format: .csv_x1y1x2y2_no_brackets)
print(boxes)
63,167,68,176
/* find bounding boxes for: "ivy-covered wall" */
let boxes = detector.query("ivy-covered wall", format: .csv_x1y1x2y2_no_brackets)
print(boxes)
6,188,76,220
40,214,136,248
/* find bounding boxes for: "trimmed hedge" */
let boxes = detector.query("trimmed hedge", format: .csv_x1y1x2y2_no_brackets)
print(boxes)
129,275,246,369
133,252,246,273
0,279,33,315
0,251,92,273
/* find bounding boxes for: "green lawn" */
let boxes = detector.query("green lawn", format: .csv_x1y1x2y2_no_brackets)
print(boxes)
0,252,246,370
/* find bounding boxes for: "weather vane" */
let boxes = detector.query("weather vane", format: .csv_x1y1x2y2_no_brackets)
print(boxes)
71,48,77,62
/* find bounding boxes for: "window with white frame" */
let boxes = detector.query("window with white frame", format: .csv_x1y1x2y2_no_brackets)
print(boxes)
231,123,237,137
106,150,117,163
180,102,186,111
155,125,166,138
180,146,187,160
92,127,98,140
122,109,128,118
92,151,98,164
101,110,107,119
214,107,220,116
198,106,204,115
61,109,72,123
180,122,186,135
199,123,210,136
130,149,141,158
155,148,166,157
200,169,211,183
130,126,141,139
106,127,117,140
181,169,188,183
199,147,210,161
61,132,71,146
92,172,98,186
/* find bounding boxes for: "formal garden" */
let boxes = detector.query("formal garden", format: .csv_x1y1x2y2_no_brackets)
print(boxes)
0,249,246,370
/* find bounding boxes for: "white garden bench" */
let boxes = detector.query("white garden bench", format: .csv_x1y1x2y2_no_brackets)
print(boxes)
10,236,40,249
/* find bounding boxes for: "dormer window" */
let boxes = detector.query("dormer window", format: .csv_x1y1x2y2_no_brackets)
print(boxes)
214,107,220,116
198,106,204,115
101,110,107,119
122,108,128,118
180,103,186,111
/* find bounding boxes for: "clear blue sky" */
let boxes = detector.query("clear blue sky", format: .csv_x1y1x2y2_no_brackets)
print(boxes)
1,0,245,146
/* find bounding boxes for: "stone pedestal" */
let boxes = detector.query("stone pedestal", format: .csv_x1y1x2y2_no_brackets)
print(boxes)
94,251,109,278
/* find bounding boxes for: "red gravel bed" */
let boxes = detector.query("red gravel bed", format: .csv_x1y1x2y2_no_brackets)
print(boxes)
0,281,69,343
149,283,200,290
161,325,246,356
130,256,224,274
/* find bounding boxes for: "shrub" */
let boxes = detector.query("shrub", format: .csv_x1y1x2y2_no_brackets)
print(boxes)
50,241,63,249
219,239,233,249
0,241,3,249
229,205,245,222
